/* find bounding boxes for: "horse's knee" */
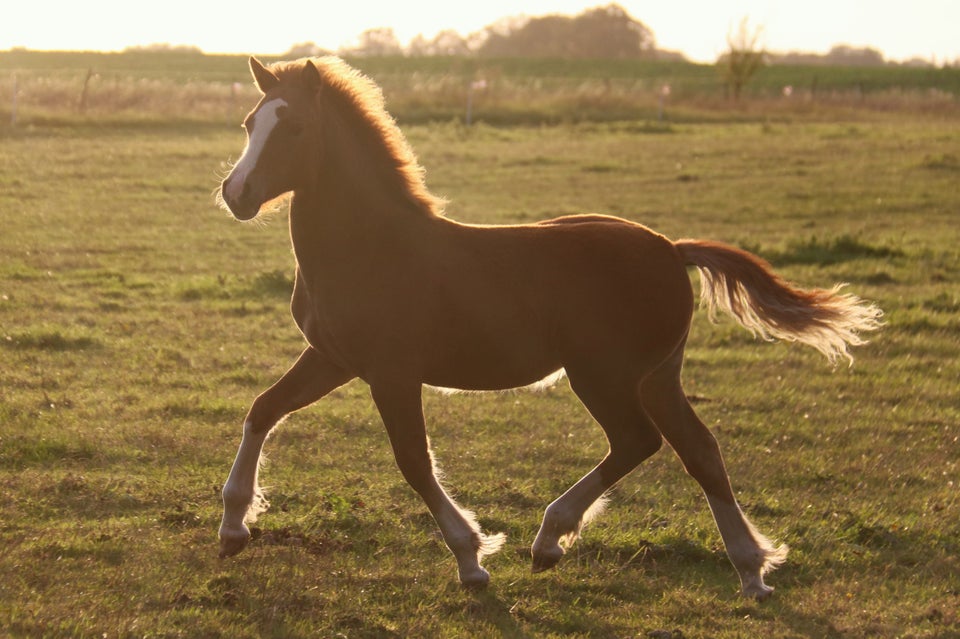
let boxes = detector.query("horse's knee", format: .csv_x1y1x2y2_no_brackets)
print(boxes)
391,449,436,493
244,397,280,434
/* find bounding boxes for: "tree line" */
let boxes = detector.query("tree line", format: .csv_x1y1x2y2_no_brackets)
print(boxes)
284,3,945,69
287,4,683,61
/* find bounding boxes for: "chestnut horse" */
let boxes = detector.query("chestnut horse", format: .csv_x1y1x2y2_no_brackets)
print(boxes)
216,56,881,600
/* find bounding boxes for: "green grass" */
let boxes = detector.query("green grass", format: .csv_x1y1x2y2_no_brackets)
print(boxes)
1,75,959,636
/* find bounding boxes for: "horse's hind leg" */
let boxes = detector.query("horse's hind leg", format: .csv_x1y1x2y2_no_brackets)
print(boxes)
532,370,662,573
640,349,787,600
219,347,353,558
370,380,505,588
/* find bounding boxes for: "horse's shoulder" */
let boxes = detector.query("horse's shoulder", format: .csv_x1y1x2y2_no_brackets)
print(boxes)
290,268,315,331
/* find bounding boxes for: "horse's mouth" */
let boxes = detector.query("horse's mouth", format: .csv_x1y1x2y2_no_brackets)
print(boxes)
229,203,261,221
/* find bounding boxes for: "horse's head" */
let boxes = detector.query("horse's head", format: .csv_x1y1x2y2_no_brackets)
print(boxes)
220,57,322,221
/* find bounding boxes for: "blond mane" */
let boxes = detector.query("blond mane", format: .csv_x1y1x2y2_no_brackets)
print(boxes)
268,57,445,216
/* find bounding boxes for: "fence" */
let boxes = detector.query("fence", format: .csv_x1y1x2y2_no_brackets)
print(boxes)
3,52,958,127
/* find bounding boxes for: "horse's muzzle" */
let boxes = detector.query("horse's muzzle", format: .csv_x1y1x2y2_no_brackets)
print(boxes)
220,176,261,221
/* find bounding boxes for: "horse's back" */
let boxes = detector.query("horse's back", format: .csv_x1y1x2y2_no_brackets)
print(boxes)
437,214,695,377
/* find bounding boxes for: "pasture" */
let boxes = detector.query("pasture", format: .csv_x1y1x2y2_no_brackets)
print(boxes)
1,56,959,637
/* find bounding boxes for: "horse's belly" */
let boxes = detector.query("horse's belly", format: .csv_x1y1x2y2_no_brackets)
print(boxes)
426,368,566,394
422,364,562,392
420,330,561,392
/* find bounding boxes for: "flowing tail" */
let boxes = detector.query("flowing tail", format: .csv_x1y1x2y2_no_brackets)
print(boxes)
675,239,883,364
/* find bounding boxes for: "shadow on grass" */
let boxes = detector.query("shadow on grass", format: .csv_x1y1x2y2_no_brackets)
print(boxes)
458,590,540,639
762,234,904,267
1,328,102,352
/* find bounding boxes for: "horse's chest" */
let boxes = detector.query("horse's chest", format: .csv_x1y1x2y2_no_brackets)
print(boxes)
290,265,409,369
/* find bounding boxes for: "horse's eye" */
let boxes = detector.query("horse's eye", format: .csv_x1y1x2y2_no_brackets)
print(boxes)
285,121,303,136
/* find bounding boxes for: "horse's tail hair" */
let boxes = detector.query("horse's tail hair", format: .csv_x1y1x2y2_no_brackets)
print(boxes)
675,239,883,364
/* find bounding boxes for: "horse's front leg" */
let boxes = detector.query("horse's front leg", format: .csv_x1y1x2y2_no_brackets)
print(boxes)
219,347,353,558
370,381,505,588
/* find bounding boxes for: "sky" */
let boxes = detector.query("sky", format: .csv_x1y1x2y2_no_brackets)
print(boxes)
2,0,958,65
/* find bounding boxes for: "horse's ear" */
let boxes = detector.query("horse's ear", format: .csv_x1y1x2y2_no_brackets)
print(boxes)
301,59,323,93
249,56,280,93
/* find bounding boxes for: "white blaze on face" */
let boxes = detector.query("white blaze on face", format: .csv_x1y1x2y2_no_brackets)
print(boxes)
224,98,288,202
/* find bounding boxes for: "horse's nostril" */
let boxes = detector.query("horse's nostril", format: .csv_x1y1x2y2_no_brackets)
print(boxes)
222,175,247,206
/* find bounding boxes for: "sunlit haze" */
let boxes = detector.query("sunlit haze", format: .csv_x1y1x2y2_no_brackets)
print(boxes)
3,0,958,64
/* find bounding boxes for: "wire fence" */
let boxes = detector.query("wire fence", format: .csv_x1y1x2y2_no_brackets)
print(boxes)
3,51,958,126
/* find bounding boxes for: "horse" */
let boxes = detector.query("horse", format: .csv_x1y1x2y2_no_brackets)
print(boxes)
216,56,882,600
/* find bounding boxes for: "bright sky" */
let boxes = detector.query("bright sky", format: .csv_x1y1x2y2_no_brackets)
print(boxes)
3,0,958,64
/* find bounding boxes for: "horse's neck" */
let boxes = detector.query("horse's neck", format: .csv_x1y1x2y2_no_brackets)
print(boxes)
322,101,432,221
296,141,420,236
288,175,424,271
290,105,435,272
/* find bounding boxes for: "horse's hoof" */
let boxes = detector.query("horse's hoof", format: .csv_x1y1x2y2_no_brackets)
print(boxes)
218,525,250,559
531,544,564,573
459,567,490,590
742,582,775,602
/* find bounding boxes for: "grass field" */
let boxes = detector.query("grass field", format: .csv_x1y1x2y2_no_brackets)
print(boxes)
1,53,959,638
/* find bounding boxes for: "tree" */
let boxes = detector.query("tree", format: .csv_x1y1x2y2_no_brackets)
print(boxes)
283,42,332,58
408,30,472,56
478,3,654,59
122,43,203,54
348,28,403,57
572,4,655,59
825,45,885,66
719,18,765,100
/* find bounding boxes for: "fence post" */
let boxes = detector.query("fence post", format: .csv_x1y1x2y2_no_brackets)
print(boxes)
10,74,17,127
78,68,94,114
466,79,487,126
466,83,474,126
658,84,671,122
